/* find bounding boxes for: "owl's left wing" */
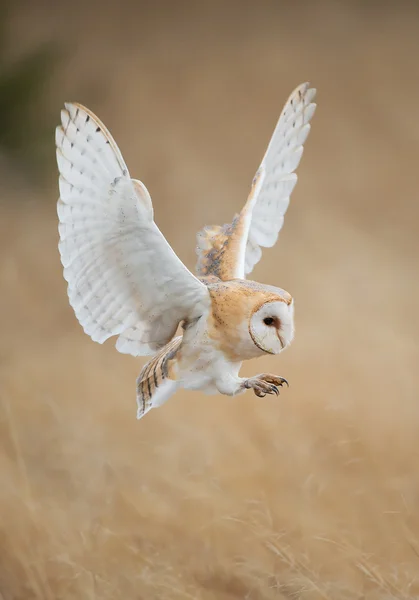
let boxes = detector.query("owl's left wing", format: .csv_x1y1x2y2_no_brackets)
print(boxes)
196,82,316,280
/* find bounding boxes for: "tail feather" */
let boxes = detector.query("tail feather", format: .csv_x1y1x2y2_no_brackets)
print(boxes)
136,336,182,419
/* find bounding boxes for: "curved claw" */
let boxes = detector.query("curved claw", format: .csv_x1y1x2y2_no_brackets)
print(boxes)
262,374,289,388
244,376,287,399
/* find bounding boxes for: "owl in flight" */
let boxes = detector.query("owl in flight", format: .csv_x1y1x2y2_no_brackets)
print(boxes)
56,82,316,419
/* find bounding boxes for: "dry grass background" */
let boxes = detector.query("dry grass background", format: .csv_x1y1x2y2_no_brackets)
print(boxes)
1,0,419,598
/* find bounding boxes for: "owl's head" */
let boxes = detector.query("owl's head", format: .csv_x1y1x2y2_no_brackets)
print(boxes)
207,279,295,361
249,298,294,355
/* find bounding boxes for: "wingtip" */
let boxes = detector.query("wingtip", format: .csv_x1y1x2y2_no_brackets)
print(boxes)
295,82,316,102
67,101,90,111
55,125,64,149
306,88,317,105
296,81,310,94
60,108,70,128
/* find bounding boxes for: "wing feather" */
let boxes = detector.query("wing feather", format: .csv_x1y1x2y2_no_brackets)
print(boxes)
57,103,210,356
196,82,316,279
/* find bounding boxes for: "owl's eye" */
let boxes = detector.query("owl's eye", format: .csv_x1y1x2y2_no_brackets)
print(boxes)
263,317,274,326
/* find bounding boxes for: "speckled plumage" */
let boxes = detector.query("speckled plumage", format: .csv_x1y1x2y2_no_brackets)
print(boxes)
56,83,316,419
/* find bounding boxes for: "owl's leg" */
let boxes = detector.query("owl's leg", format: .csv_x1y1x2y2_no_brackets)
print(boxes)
243,374,289,398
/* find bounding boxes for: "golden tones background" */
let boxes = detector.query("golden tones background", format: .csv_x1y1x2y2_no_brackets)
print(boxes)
1,1,419,598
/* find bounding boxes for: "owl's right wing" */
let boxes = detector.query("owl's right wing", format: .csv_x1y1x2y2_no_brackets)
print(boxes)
196,82,316,280
56,103,210,357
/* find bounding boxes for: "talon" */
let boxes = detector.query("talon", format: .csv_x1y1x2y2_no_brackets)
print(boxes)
243,376,286,399
274,377,289,388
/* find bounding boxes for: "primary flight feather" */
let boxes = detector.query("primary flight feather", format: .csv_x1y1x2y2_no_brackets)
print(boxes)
56,82,316,419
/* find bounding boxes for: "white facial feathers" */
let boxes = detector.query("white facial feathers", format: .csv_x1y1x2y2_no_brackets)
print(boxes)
249,300,294,355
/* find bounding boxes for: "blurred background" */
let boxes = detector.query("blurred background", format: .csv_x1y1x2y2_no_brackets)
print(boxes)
1,0,419,598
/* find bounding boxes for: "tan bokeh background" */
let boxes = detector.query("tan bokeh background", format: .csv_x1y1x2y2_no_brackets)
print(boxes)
1,1,419,598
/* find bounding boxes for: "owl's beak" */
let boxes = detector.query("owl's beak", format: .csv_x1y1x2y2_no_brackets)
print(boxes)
276,329,285,349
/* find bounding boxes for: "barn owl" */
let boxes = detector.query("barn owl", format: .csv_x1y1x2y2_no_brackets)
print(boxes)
56,82,316,419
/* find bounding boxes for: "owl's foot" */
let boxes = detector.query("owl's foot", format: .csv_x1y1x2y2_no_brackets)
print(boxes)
243,374,289,398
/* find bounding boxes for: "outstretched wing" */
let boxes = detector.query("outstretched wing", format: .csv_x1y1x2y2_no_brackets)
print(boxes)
196,82,316,280
56,103,210,356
